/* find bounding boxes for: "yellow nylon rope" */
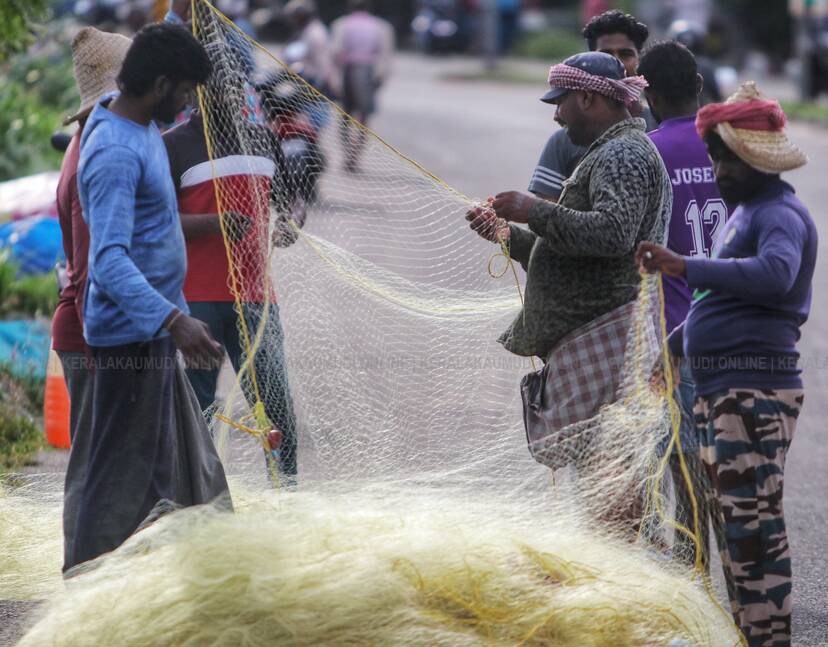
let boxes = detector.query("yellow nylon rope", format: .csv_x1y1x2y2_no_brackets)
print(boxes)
192,0,280,485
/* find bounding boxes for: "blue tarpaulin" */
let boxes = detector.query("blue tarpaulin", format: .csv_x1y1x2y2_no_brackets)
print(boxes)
0,216,64,276
0,319,50,379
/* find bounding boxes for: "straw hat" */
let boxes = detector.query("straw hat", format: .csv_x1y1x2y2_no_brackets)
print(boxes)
714,82,808,174
64,27,132,125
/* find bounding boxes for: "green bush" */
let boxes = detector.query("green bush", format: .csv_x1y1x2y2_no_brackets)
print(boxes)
780,100,828,124
513,28,583,62
0,24,78,182
4,31,78,110
12,272,59,319
0,83,66,182
0,0,51,64
0,258,58,319
0,365,44,470
0,364,46,414
0,404,42,470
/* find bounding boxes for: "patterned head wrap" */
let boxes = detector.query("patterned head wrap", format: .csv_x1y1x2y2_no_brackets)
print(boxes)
695,82,807,174
546,63,648,109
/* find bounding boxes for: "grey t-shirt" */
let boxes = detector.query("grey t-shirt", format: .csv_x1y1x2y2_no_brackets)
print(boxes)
527,129,586,199
528,107,658,200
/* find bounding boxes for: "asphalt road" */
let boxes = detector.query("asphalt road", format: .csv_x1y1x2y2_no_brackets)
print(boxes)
3,53,826,645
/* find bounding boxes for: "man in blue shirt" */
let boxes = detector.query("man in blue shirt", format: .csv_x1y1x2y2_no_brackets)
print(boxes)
637,83,814,647
70,23,225,571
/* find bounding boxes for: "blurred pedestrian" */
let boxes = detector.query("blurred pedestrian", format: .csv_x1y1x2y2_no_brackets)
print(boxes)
217,0,255,38
331,0,395,172
528,9,653,202
52,26,132,574
68,23,228,573
638,40,733,570
581,0,609,26
638,83,814,647
497,0,521,54
284,0,333,94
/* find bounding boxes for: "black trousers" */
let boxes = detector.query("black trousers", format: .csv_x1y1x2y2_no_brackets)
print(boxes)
68,337,229,570
57,350,94,571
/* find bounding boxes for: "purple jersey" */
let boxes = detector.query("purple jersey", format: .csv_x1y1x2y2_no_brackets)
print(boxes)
649,115,731,332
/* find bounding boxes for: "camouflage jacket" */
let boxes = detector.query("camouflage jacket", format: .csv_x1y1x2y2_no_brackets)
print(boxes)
499,118,671,358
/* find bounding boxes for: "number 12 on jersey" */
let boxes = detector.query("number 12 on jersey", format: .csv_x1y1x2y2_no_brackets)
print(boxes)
684,199,727,257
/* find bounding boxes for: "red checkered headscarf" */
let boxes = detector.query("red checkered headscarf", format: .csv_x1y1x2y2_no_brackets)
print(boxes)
693,82,806,174
695,97,786,138
547,63,648,109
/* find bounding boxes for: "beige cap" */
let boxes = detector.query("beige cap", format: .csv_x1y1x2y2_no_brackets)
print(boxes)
64,27,132,126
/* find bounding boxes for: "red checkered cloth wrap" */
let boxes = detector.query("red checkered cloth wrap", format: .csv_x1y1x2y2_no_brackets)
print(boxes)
521,301,639,470
547,63,648,108
695,98,787,138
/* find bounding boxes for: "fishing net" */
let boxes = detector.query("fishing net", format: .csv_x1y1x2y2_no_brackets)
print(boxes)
8,1,741,644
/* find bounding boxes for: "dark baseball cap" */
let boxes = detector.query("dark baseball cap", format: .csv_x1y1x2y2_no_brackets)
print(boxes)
540,52,626,104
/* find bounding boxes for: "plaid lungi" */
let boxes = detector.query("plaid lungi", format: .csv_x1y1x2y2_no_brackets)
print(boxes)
521,301,635,468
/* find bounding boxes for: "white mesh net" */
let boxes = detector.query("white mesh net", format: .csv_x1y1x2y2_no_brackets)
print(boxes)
6,2,742,644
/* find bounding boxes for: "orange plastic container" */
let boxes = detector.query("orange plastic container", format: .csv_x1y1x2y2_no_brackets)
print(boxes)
43,349,71,449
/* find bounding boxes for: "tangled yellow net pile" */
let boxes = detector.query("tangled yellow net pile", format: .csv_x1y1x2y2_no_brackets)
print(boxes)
0,478,63,600
16,486,738,646
4,1,742,644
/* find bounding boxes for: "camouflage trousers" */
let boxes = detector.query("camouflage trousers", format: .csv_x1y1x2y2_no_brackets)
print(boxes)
695,388,803,647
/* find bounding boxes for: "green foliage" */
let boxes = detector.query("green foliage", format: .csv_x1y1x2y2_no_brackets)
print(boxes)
7,368,46,414
0,257,59,318
12,272,59,319
0,364,43,470
0,404,42,469
0,82,66,182
4,32,79,109
0,362,43,413
512,28,583,62
0,23,78,181
0,0,52,64
780,100,828,124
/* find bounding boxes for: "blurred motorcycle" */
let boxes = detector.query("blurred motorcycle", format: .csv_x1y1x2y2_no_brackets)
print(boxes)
257,72,325,205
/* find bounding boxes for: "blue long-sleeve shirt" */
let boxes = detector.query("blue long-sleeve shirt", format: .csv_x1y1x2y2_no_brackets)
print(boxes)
78,96,188,347
668,179,817,396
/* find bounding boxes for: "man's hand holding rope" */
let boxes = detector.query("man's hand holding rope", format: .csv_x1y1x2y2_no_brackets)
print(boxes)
465,198,510,243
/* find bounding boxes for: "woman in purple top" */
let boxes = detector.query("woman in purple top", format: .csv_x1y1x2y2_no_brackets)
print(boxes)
638,83,814,647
